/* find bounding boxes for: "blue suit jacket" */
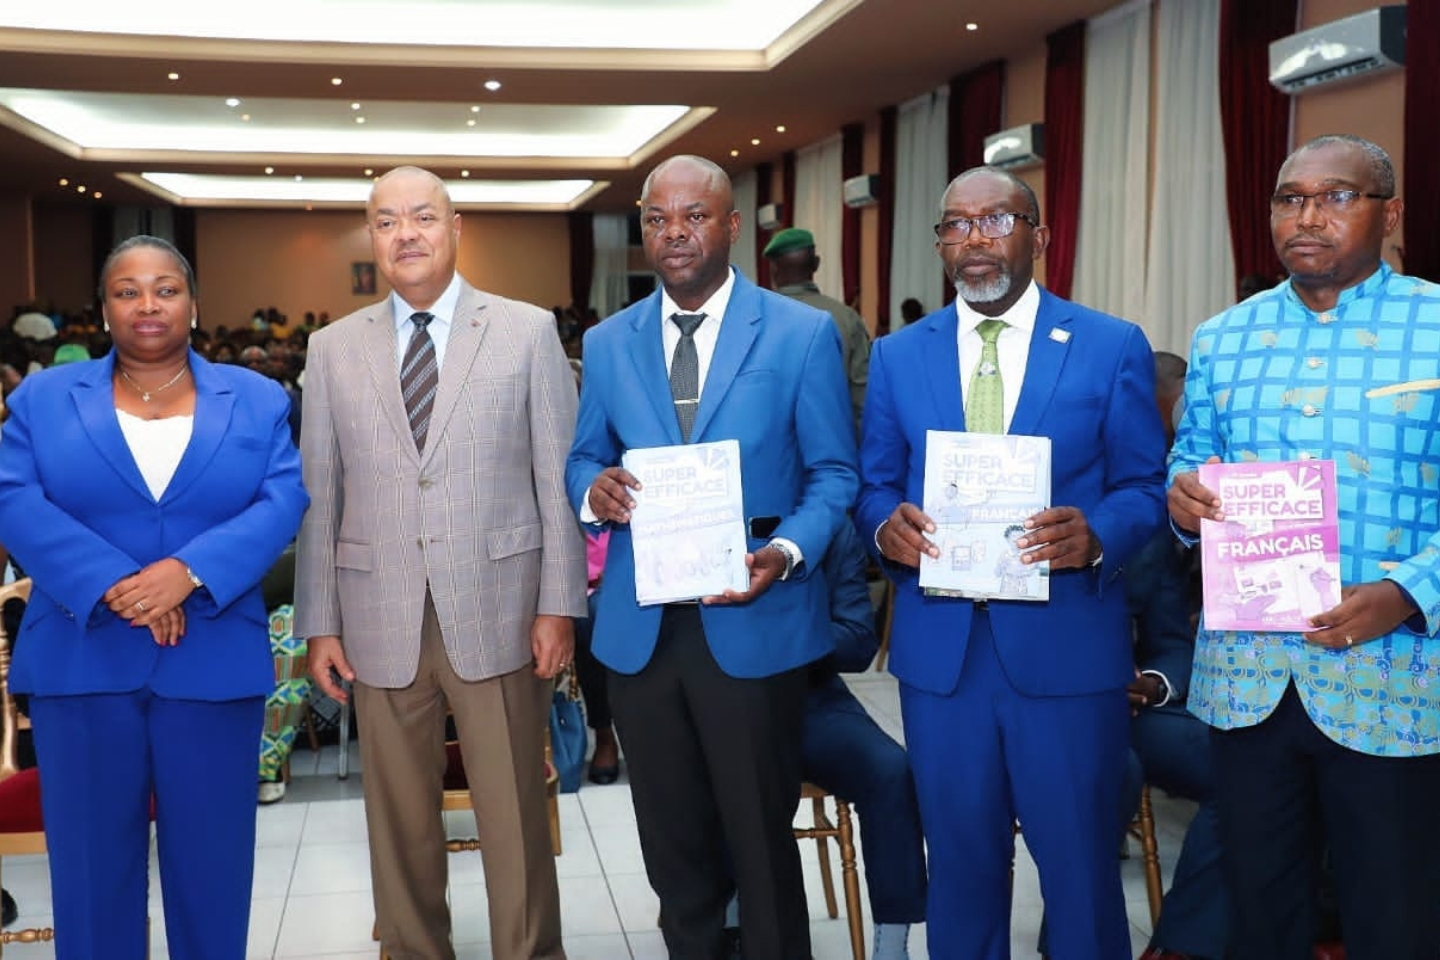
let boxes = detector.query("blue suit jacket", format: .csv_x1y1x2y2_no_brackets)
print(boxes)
566,270,859,679
0,351,308,700
854,288,1167,697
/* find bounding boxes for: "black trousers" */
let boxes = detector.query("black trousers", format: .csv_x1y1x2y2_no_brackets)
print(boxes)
609,605,811,960
1211,682,1440,960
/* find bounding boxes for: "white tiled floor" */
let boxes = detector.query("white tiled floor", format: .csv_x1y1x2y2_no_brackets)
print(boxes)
4,670,1196,959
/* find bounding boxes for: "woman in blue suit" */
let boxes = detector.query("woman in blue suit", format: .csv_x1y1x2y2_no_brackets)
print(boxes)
0,236,308,960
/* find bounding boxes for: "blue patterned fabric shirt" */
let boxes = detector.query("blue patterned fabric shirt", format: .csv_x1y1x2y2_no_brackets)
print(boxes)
1169,264,1440,757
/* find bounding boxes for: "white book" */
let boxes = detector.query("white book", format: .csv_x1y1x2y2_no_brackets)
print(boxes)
622,439,750,606
918,430,1051,601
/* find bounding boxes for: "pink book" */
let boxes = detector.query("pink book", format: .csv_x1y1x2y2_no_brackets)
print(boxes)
1198,460,1341,632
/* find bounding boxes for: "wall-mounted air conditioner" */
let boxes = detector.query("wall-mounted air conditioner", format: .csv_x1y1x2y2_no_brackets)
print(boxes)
842,174,880,209
983,123,1044,171
756,202,784,231
1269,5,1405,94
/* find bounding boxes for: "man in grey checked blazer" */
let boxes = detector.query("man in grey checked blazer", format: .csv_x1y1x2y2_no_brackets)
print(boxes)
296,166,586,960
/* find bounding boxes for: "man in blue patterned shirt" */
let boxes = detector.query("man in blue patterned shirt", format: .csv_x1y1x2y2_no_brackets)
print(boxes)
1168,135,1440,960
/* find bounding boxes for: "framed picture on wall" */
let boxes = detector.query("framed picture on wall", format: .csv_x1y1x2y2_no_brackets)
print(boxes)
351,261,377,296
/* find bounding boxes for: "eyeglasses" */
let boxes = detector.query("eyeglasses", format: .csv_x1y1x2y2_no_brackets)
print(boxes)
1269,189,1392,216
933,212,1037,244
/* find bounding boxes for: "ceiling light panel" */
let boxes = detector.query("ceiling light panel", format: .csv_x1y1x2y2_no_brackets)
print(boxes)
0,1,827,50
136,172,598,207
0,90,693,159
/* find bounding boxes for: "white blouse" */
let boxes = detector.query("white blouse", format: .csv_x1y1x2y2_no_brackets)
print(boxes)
116,410,193,501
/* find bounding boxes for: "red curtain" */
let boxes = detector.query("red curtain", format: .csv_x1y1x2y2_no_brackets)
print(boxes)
948,60,1006,174
876,106,897,334
567,211,593,311
1043,21,1085,301
1219,0,1296,292
841,122,864,306
782,151,797,230
755,161,774,289
1404,1,1440,281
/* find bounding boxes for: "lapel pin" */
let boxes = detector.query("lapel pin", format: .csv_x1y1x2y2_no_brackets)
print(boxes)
1049,328,1071,343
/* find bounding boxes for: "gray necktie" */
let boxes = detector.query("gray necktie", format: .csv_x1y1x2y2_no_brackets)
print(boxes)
401,311,439,451
669,313,705,441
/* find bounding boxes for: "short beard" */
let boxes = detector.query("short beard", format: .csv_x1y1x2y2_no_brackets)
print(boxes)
952,268,1012,305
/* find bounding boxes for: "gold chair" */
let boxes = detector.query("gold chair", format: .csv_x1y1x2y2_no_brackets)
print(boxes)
1128,783,1164,927
794,782,865,960
0,579,51,954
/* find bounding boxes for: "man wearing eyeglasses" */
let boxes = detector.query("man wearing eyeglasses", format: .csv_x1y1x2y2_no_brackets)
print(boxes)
1169,135,1440,960
854,166,1167,960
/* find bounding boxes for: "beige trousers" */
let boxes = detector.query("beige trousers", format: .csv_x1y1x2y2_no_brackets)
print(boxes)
354,595,563,960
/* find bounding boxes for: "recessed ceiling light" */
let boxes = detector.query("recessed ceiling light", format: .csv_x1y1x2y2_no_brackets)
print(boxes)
355,116,366,124
351,102,361,110
57,177,68,186
167,72,180,81
470,105,480,113
461,170,470,178
965,21,978,31
240,114,251,121
76,185,86,193
776,125,786,133
484,79,502,92
466,119,476,127
750,138,761,146
93,191,103,199
363,168,373,176
730,149,739,157
225,97,241,107
331,77,343,86
294,175,304,182
264,166,274,174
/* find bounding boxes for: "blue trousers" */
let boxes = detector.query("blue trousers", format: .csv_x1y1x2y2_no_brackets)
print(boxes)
801,674,927,924
28,691,264,960
901,610,1131,960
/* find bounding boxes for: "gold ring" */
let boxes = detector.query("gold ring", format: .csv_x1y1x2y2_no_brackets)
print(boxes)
1344,635,1354,647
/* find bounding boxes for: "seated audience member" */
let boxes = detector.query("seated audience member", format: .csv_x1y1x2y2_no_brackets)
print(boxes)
572,530,620,783
899,297,925,326
728,521,928,960
1128,351,1229,960
1039,350,1229,960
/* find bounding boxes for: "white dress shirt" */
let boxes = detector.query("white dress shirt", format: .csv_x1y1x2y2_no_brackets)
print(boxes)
954,279,1042,433
391,272,463,371
659,266,737,395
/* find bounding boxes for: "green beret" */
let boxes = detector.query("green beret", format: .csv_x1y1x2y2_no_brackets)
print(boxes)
762,227,815,259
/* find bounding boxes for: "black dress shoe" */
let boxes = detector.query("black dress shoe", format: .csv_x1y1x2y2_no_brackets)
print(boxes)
2,888,18,927
722,925,742,960
588,762,620,785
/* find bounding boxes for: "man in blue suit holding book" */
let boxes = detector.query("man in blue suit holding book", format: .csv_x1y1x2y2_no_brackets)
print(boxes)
567,154,858,960
855,166,1166,960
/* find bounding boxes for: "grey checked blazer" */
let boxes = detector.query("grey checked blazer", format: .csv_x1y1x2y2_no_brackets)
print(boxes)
294,280,587,687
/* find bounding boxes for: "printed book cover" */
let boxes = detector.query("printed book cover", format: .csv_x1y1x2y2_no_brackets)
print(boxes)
622,439,750,606
1198,459,1341,632
918,430,1051,601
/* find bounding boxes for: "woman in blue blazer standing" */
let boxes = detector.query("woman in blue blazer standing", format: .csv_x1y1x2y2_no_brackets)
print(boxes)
0,235,308,960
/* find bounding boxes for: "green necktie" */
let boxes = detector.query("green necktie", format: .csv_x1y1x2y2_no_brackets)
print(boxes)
965,319,1007,434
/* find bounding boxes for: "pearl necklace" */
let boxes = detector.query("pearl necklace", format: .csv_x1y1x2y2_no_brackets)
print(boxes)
118,364,189,402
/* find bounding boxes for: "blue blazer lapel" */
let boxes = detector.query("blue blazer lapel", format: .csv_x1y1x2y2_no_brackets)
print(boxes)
691,276,760,442
73,353,151,501
920,308,966,431
1009,289,1074,437
161,351,235,505
626,290,684,445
